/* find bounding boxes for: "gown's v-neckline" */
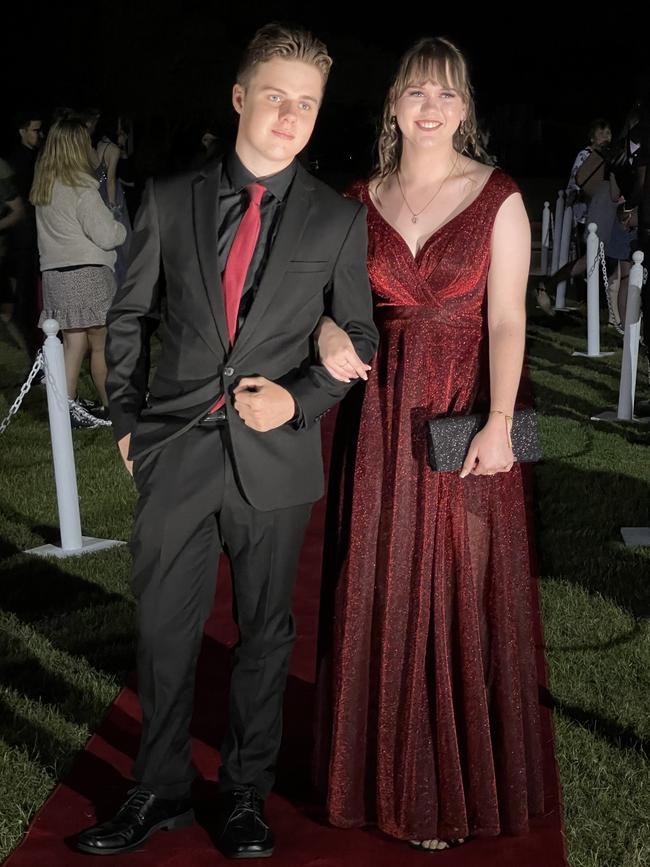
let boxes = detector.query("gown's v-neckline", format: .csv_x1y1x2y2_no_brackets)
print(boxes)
366,169,498,263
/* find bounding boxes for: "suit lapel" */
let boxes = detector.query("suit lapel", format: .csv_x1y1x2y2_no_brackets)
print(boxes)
232,164,314,357
192,162,229,353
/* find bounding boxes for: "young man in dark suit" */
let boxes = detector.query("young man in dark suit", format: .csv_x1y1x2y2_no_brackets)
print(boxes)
76,22,378,860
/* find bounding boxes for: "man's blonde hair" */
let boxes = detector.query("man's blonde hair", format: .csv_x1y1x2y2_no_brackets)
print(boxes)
237,22,332,88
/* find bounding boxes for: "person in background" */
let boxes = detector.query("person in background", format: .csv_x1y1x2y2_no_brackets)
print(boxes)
538,119,616,315
6,112,43,362
31,118,126,428
85,109,132,287
565,118,612,233
0,158,25,342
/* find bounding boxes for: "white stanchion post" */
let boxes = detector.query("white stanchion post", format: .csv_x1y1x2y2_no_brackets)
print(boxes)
617,252,644,420
25,319,125,558
591,252,649,423
550,190,565,275
573,224,614,360
42,319,83,551
586,224,601,356
555,205,574,309
620,255,650,542
541,201,551,275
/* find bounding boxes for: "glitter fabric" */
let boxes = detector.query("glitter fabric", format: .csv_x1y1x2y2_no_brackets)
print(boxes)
314,171,545,842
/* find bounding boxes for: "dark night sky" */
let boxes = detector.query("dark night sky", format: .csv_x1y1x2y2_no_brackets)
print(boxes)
6,2,649,176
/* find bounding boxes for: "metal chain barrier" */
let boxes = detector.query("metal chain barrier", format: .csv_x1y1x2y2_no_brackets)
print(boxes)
587,240,603,280
595,241,625,335
0,350,44,435
641,267,648,350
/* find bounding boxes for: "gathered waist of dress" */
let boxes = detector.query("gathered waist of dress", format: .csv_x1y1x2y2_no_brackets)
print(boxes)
374,304,483,329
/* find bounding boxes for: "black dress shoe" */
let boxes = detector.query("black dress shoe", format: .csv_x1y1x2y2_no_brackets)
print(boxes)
75,788,194,855
217,786,274,859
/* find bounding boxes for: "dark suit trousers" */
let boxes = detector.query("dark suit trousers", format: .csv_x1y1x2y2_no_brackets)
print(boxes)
129,423,312,799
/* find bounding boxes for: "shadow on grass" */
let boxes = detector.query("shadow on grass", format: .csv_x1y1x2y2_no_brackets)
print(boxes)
533,385,650,448
0,690,82,773
0,532,136,768
534,459,650,618
0,521,127,623
0,627,115,724
547,620,644,654
551,692,650,758
0,550,125,622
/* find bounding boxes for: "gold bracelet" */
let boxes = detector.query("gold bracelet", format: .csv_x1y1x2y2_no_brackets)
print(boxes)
489,410,513,449
489,409,513,422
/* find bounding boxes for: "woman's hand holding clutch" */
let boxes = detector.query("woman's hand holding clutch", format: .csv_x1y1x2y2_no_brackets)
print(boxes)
459,413,514,478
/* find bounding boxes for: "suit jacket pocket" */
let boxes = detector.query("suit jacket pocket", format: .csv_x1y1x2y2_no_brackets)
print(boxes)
285,260,330,274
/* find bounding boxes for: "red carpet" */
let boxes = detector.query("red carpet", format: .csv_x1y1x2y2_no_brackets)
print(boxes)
5,428,567,867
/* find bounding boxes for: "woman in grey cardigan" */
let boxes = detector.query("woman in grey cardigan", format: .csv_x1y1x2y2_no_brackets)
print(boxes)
31,118,126,428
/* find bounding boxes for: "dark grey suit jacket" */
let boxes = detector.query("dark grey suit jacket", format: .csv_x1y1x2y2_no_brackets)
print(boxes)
105,158,378,510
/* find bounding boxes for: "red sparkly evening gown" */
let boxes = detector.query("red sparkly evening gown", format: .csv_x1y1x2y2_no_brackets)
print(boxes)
314,170,545,842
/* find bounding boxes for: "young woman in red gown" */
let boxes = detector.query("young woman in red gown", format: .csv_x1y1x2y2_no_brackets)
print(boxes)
314,37,545,853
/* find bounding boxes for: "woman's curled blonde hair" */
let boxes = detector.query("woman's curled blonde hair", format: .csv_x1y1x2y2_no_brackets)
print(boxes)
30,119,95,206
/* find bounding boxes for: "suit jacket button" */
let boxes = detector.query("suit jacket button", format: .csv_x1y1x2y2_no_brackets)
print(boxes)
224,366,235,377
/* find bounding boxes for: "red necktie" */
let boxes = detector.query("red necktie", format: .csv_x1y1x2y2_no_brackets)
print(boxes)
209,181,266,412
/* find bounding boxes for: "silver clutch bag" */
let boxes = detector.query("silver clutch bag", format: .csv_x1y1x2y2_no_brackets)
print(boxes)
426,409,541,473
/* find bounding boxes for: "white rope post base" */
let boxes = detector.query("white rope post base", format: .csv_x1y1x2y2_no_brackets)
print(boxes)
591,409,650,423
591,409,650,424
620,528,650,547
27,536,127,558
24,319,125,559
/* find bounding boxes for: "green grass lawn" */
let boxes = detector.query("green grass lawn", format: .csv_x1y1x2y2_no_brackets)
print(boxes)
0,297,649,866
